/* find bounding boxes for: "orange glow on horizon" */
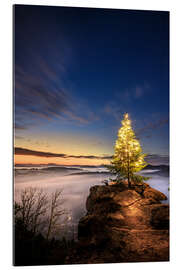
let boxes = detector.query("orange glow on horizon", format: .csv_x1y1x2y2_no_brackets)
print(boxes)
14,154,110,166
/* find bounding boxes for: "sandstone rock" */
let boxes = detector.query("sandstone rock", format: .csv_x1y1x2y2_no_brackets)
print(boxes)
143,186,167,201
109,227,169,262
67,182,169,264
78,215,109,246
150,204,169,229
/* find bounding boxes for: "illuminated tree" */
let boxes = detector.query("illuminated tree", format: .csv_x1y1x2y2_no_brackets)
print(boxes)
108,113,147,187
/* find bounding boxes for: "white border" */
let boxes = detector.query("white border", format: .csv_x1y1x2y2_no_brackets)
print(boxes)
7,0,174,11
1,0,180,269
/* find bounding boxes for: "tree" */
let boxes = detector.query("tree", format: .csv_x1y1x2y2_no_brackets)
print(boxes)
15,187,48,234
46,189,66,240
14,187,66,238
108,113,147,187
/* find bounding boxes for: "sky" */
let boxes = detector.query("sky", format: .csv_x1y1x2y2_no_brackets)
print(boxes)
14,5,169,166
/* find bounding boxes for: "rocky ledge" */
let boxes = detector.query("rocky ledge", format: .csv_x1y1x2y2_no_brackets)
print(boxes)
66,181,169,264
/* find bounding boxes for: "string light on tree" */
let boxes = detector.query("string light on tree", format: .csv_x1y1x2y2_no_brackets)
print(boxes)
108,113,148,187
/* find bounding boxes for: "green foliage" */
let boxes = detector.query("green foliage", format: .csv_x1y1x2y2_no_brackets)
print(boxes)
108,113,148,186
131,174,150,184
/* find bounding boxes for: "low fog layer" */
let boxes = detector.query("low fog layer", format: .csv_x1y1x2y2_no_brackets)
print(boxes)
14,165,169,238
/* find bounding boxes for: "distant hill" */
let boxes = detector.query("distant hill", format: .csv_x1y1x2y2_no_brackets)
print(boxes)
144,164,169,171
142,164,169,177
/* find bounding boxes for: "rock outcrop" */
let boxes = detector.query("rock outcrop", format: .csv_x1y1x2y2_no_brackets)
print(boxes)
66,181,169,264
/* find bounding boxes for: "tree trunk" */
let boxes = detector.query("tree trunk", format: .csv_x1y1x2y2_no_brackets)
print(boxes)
127,152,131,188
128,171,131,188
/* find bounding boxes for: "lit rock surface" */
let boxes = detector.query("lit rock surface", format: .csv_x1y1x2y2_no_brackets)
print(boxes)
66,181,169,264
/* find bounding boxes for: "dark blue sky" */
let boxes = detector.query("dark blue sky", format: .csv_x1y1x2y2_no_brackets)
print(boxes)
14,5,169,165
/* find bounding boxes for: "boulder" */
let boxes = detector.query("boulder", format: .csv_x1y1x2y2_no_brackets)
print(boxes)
66,182,169,264
143,186,167,201
150,204,169,229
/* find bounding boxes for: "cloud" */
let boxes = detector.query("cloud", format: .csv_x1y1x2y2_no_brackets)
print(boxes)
136,117,169,135
115,82,151,103
134,86,143,98
14,135,24,140
15,64,69,126
103,83,151,122
104,103,125,122
133,82,151,99
15,51,98,130
14,147,168,165
145,154,169,165
14,147,113,160
14,123,28,130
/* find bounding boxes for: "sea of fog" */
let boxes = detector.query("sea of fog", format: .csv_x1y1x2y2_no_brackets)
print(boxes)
14,165,169,239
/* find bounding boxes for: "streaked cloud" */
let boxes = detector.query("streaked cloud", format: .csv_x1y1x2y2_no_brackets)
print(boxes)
145,154,169,165
103,103,125,122
14,135,24,140
114,82,151,103
136,117,169,135
15,147,113,160
15,50,98,130
14,147,169,165
134,86,143,98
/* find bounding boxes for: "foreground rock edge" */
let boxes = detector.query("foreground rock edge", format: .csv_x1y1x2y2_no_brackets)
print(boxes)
66,181,169,264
